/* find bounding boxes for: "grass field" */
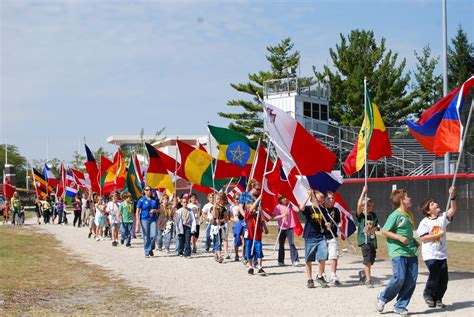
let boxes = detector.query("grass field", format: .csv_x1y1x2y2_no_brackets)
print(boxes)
0,225,193,315
263,226,474,272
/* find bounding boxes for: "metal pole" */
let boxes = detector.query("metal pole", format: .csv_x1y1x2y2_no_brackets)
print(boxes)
363,77,368,244
442,0,450,174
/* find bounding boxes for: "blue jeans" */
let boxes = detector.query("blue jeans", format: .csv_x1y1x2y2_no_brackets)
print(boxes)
177,226,192,256
120,223,133,246
278,229,299,263
205,223,212,250
156,228,164,250
380,256,418,310
163,227,174,251
141,219,157,256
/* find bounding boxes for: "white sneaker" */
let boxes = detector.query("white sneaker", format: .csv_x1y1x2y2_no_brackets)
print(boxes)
330,275,341,285
375,294,385,313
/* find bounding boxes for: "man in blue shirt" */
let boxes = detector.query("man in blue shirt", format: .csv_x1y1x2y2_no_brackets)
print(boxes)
136,186,160,257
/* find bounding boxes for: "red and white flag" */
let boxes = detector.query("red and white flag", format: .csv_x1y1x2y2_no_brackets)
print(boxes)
334,192,356,241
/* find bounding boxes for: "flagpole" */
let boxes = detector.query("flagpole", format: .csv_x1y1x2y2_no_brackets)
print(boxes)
248,138,262,184
207,123,217,192
363,77,369,244
4,138,7,165
442,0,450,174
444,99,473,213
223,177,234,194
174,136,179,197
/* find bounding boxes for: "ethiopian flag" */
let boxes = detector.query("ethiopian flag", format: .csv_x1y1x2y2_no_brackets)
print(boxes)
126,154,143,201
343,87,392,176
145,143,174,195
176,140,228,190
208,125,257,178
101,149,126,195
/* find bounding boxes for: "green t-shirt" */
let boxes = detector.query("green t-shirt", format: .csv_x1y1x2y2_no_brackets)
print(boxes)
120,201,134,223
383,209,418,258
11,198,21,211
357,211,378,248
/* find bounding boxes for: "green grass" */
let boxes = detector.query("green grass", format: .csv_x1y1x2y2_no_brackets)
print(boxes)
0,226,194,315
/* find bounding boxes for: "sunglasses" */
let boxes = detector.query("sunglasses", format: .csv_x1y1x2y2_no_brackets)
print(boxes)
144,188,151,191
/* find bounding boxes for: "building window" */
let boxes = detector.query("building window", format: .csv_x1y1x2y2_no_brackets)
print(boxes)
311,103,320,120
320,104,328,121
303,102,311,117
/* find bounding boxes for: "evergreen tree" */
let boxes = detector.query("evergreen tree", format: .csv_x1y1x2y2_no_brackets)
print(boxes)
408,45,442,118
315,29,411,127
70,151,86,171
448,25,474,89
219,38,304,140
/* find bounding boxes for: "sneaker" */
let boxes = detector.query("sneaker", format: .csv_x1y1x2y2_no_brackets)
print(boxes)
248,267,254,275
192,247,197,254
307,279,315,288
120,240,124,245
293,261,301,267
258,268,266,275
424,298,435,308
96,237,100,241
315,276,328,288
145,255,150,258
365,280,374,288
88,232,92,238
435,300,446,308
225,254,230,260
375,294,385,313
126,244,131,248
330,275,341,286
205,248,209,252
149,250,154,257
358,270,367,284
218,257,224,263
393,307,408,315
234,255,240,262
112,241,117,247
278,262,285,266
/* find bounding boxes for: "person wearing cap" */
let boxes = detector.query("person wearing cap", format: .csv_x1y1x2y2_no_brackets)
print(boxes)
136,187,160,257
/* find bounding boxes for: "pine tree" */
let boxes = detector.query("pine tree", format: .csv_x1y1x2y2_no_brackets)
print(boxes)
218,38,303,140
448,25,474,89
408,45,442,118
315,29,411,127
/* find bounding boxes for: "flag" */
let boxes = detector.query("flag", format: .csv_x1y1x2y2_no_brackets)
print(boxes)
145,143,175,195
227,176,247,202
56,162,65,198
126,154,143,201
176,140,228,190
250,145,269,185
32,168,48,199
65,166,78,203
71,168,91,192
99,155,114,189
306,172,343,194
343,88,392,176
334,192,356,241
407,76,474,156
101,150,126,195
85,144,100,194
264,102,336,176
133,154,144,185
208,125,256,178
42,164,57,192
2,173,15,200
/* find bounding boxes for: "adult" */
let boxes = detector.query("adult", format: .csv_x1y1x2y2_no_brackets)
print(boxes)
11,192,21,225
73,196,82,227
136,187,159,257
81,193,90,226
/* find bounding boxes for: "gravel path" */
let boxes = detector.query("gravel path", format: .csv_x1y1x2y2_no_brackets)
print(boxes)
34,218,474,316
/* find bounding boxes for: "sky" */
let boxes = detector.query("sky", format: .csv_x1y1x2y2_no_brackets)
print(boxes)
1,0,472,162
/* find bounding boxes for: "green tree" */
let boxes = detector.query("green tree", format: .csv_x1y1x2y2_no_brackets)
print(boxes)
448,25,474,89
0,144,28,188
121,127,166,160
70,151,86,171
315,29,412,127
219,38,305,140
408,45,442,118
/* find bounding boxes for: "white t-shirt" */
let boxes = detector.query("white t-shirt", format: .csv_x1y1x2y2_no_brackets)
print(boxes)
202,202,213,223
188,202,201,225
416,212,451,260
106,201,121,224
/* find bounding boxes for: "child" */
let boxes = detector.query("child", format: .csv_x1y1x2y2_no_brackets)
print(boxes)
95,196,106,241
188,193,201,254
325,191,341,285
34,199,42,225
162,196,177,253
175,196,196,258
42,199,51,224
11,192,21,225
211,193,229,263
273,195,300,267
3,201,10,225
376,189,419,315
119,192,134,247
417,186,456,308
107,192,121,246
230,192,245,262
201,193,215,252
73,196,82,227
356,185,379,288
296,189,330,289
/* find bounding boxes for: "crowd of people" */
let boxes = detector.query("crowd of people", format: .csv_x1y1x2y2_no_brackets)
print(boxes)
1,181,458,315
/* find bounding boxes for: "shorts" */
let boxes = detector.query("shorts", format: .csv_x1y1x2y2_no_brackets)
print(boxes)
192,224,200,238
89,215,96,229
327,238,339,260
304,237,328,263
233,221,244,247
361,244,376,265
110,223,120,231
3,210,9,218
95,215,106,227
245,239,263,260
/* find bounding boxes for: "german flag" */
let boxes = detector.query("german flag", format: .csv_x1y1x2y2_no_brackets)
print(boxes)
145,143,174,195
32,168,48,199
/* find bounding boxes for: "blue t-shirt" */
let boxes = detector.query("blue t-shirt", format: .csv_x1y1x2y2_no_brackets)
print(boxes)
137,196,159,221
238,192,255,206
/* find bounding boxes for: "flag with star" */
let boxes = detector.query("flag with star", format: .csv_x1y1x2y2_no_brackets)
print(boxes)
208,125,257,179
